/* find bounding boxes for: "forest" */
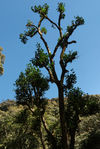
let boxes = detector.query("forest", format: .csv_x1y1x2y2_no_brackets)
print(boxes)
0,1,100,149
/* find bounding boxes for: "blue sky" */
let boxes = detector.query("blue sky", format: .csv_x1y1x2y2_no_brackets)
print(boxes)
0,0,100,101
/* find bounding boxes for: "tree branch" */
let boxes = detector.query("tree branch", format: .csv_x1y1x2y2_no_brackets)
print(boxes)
38,17,44,28
58,13,63,38
68,40,77,44
66,25,77,40
52,37,64,58
40,13,62,37
38,30,51,55
41,116,58,149
45,66,55,83
44,15,59,30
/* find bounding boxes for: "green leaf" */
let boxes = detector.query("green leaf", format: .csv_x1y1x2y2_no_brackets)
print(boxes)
63,51,78,65
57,2,65,13
31,3,49,17
75,16,85,25
41,27,47,34
19,33,28,44
32,43,49,68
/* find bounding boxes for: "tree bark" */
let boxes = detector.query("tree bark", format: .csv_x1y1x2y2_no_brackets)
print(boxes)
69,131,76,149
40,123,46,149
41,116,58,149
58,84,68,149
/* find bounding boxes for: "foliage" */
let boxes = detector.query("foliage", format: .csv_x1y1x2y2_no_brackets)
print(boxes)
0,47,5,75
81,95,100,116
0,95,100,149
75,112,100,149
65,88,83,132
15,63,49,105
41,27,47,34
32,43,49,68
31,3,49,17
65,70,77,91
79,131,100,149
57,2,65,19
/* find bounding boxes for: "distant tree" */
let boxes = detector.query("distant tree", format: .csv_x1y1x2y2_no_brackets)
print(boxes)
65,88,84,149
0,47,5,75
65,88,100,149
81,95,100,116
20,2,84,149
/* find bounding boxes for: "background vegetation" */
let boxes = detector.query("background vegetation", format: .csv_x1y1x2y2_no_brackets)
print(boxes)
0,95,100,149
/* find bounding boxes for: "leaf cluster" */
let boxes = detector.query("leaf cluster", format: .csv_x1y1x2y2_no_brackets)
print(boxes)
41,27,47,34
15,63,49,105
65,88,84,132
67,16,84,33
65,71,77,91
19,33,28,44
57,2,65,19
63,51,77,66
32,44,49,68
31,3,49,17
20,27,37,44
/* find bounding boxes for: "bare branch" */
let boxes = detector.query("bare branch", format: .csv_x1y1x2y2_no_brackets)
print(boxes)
68,40,77,44
60,46,67,60
66,25,77,40
26,24,38,29
58,13,63,38
40,13,63,37
45,66,55,83
44,15,59,30
52,37,64,58
38,17,44,28
37,28,51,56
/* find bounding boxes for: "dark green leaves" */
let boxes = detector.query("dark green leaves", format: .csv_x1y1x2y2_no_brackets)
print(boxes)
20,21,37,44
31,3,49,17
19,33,28,44
65,88,83,131
63,51,77,65
32,44,49,68
67,16,84,33
65,71,77,91
75,16,84,26
15,63,49,105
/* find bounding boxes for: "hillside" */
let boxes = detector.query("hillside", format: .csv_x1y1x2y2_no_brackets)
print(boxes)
0,96,100,149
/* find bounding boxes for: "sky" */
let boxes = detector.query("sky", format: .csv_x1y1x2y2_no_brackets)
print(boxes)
0,0,100,101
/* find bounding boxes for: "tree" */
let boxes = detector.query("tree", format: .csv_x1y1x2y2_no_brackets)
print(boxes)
20,3,84,149
65,89,100,149
15,63,49,149
0,47,5,75
15,63,59,149
65,88,84,149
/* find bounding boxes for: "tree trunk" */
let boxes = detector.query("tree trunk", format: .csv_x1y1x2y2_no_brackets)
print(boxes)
58,85,68,149
69,131,76,149
40,120,46,149
41,116,58,149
